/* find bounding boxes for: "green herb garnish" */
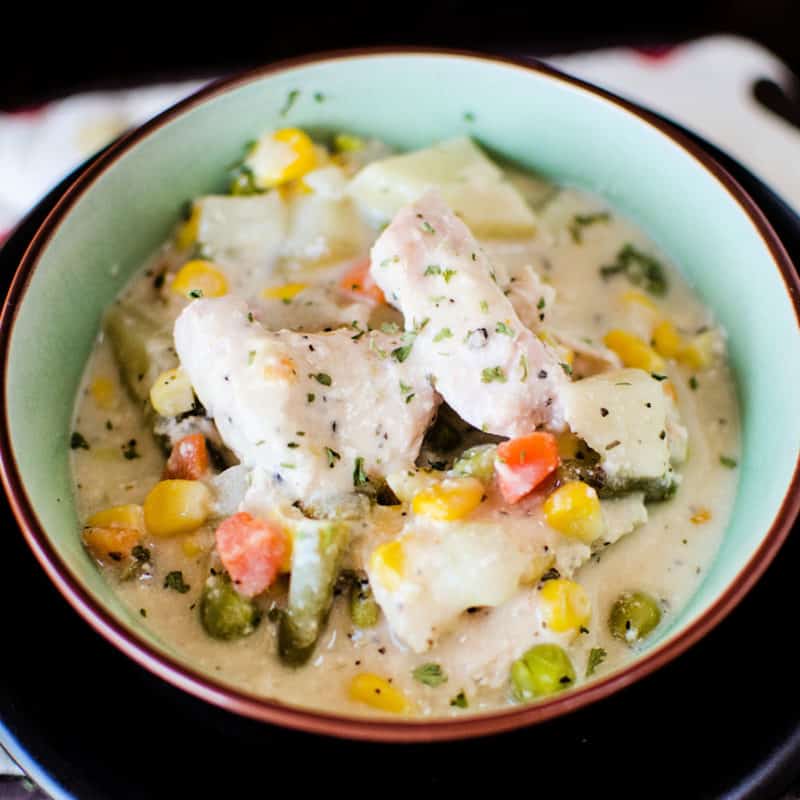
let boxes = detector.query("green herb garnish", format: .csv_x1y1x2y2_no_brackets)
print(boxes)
481,366,507,383
311,372,332,386
600,243,668,296
280,89,300,116
434,328,453,342
421,220,436,235
188,289,203,299
480,300,489,313
450,691,468,708
353,457,369,486
519,354,529,382
537,297,546,310
689,376,699,391
720,455,738,469
569,211,611,243
586,647,607,677
325,447,341,468
495,321,514,337
413,663,448,687
70,432,90,450
164,571,190,593
443,269,457,283
560,362,573,376
424,264,441,276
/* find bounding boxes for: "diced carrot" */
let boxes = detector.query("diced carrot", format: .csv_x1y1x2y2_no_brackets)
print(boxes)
164,434,209,480
339,257,385,305
215,512,288,597
82,526,140,563
495,432,560,504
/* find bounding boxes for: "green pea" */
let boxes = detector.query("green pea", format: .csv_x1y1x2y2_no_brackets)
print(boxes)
609,591,662,644
511,644,576,701
199,571,261,640
452,444,497,482
350,578,380,628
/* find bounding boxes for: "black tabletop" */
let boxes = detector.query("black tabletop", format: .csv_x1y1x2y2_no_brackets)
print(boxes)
1,117,799,800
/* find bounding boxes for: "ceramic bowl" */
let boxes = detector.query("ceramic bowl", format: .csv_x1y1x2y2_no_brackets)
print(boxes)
1,49,799,742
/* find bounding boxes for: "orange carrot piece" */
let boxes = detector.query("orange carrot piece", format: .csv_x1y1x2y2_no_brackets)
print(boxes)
164,434,209,481
339,257,385,305
495,432,560,504
215,512,288,597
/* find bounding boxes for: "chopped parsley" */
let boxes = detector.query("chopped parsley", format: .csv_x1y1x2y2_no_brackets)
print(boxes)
519,354,529,382
412,663,448,687
424,264,441,276
586,647,607,677
442,269,457,283
689,376,699,391
481,366,507,383
380,321,400,334
247,312,254,323
463,111,476,122
163,571,190,593
325,447,341,468
405,393,415,403
391,332,416,363
307,393,315,403
495,321,513,337
311,372,332,386
600,243,668,296
651,373,668,381
433,327,453,342
420,220,436,235
537,296,546,310
280,89,300,116
569,211,611,243
70,431,90,450
248,350,256,365
287,442,299,449
480,300,489,314
560,362,573,376
353,457,369,486
132,545,151,563
399,380,413,395
121,439,140,460
188,289,203,299
720,455,738,469
313,91,325,103
450,691,468,708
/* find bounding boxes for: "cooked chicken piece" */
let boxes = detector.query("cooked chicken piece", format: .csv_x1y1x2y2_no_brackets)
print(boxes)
174,297,439,501
370,190,568,436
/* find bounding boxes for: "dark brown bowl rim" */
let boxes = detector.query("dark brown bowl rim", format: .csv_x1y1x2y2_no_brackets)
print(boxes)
1,47,799,743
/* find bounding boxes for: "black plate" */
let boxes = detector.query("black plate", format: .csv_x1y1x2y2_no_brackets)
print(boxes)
1,120,799,800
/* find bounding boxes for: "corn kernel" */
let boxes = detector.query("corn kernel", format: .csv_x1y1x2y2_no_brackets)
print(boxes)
262,283,308,301
620,289,658,312
543,481,607,544
349,673,409,713
679,331,714,370
386,469,441,504
539,578,592,633
90,377,115,409
603,329,666,372
144,480,211,537
171,260,228,299
87,504,146,532
412,477,484,521
181,535,205,558
691,507,712,525
82,526,140,563
369,540,405,591
149,368,195,417
175,204,201,250
245,128,316,189
277,178,313,201
652,320,684,359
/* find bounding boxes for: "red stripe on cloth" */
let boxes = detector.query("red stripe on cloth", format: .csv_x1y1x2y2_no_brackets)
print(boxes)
4,103,49,118
633,46,679,62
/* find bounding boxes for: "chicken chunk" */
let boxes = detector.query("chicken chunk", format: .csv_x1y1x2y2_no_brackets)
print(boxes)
173,297,439,501
370,190,568,436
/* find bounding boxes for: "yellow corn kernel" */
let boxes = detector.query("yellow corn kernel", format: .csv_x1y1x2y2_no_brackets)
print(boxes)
90,376,115,409
143,480,211,537
87,504,145,532
149,367,195,417
246,128,316,189
385,469,441,505
652,320,684,359
539,578,592,633
262,282,308,301
620,289,658,312
277,178,313,201
175,204,201,250
334,133,364,153
369,540,405,591
412,477,484,521
679,331,714,370
171,260,228,299
181,535,205,558
691,507,712,525
603,329,666,372
543,481,607,544
349,674,409,713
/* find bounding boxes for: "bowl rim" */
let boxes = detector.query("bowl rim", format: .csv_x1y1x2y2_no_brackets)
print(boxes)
1,47,799,743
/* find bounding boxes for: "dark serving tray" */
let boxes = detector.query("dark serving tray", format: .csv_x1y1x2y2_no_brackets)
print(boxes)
1,116,798,800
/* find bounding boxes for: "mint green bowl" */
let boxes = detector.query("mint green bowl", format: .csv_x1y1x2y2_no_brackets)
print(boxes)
2,50,799,741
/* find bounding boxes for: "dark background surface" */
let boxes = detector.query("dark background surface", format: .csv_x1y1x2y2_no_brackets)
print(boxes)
0,2,798,110
2,5,800,799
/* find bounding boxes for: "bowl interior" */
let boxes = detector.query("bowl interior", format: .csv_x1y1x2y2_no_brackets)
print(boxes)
5,52,800,703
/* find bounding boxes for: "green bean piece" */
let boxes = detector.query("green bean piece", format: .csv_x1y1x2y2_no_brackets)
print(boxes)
200,572,261,640
279,520,350,666
452,444,497,482
350,577,380,628
609,591,662,644
511,644,576,701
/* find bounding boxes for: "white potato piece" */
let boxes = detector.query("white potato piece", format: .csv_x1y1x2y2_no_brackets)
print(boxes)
348,137,536,237
370,189,568,435
174,297,439,502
